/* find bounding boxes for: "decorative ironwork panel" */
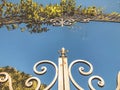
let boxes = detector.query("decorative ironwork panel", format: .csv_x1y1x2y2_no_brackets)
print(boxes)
1,48,120,90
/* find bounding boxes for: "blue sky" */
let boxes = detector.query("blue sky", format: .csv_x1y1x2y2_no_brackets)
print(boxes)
0,0,120,90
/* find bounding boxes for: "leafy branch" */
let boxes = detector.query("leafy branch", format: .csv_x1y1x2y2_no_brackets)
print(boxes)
0,0,120,33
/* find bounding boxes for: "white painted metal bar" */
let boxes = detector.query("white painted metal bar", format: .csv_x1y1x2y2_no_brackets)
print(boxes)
58,47,70,90
58,57,64,90
63,57,70,90
116,72,120,90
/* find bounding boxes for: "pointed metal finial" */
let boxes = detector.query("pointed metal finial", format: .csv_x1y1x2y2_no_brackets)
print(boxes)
116,71,120,90
58,47,68,57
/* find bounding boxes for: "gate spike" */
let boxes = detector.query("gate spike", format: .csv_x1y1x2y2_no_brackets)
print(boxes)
58,47,68,57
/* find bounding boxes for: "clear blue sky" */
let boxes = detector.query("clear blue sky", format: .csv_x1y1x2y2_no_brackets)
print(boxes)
0,0,120,90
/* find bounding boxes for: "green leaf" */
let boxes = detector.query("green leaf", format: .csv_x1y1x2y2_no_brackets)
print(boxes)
12,24,18,29
20,27,26,32
6,25,11,30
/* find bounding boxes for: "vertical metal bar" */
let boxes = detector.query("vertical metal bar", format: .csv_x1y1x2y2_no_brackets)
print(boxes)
58,48,70,90
58,57,64,90
116,72,120,90
63,57,70,90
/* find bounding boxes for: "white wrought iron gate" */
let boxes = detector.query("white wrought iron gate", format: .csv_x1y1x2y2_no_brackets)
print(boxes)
0,48,120,90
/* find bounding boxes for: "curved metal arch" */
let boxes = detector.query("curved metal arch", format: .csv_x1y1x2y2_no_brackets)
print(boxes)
0,72,13,90
33,60,58,90
25,77,41,90
69,59,93,90
88,75,105,90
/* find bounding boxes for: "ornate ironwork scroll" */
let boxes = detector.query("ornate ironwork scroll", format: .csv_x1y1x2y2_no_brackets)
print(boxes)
25,77,41,90
50,18,75,26
0,72,13,90
0,48,107,90
88,75,105,90
69,59,93,90
33,60,58,90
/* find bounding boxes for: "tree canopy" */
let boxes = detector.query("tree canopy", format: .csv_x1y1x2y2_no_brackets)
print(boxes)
0,66,46,90
0,0,120,33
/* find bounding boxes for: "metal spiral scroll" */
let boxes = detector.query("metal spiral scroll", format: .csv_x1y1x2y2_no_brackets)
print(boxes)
33,60,58,90
88,75,105,90
25,77,41,90
69,59,93,90
0,72,13,90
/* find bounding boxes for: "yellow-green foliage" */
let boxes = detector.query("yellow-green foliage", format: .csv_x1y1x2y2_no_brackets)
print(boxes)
1,0,120,33
110,12,120,16
20,0,45,21
60,0,76,15
44,4,62,18
67,0,76,15
1,0,62,20
0,66,46,90
81,6,102,16
0,0,104,20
